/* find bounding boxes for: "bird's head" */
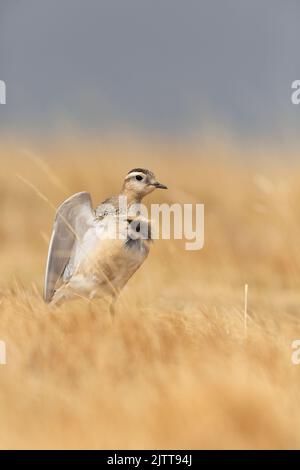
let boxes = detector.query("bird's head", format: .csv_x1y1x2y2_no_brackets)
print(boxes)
122,168,167,202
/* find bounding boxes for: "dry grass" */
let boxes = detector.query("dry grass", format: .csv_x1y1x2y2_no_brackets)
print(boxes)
1,134,300,449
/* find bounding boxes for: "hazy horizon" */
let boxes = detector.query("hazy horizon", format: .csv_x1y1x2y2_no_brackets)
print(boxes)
1,1,300,138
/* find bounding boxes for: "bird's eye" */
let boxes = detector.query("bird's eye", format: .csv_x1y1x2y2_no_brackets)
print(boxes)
135,175,143,181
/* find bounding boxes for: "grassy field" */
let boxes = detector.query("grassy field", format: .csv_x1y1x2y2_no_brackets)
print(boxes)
0,134,300,449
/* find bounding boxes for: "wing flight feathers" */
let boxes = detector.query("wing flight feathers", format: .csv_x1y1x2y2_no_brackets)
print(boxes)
44,192,94,303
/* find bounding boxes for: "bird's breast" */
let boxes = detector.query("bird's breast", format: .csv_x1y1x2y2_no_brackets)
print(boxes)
66,215,151,297
80,225,150,285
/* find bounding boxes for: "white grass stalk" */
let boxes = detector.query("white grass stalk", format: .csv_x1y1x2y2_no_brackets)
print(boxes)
244,283,248,338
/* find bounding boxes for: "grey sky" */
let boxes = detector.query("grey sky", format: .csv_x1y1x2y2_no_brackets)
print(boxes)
1,0,300,136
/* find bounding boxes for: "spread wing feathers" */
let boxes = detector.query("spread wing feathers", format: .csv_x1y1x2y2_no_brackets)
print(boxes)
44,192,95,303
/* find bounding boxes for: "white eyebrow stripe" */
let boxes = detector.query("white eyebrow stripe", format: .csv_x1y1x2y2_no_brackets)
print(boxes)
125,172,146,180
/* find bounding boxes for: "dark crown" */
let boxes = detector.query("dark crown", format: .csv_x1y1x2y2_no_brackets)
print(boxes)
127,168,155,178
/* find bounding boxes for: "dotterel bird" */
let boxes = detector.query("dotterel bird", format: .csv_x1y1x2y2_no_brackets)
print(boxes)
44,168,167,310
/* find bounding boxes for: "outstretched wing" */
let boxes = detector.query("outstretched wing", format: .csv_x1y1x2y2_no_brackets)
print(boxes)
44,192,95,303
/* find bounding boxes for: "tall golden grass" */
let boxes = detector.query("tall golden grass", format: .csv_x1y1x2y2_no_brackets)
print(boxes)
0,134,300,449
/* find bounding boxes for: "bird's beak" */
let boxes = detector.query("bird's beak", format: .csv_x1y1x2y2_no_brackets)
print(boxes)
152,181,168,189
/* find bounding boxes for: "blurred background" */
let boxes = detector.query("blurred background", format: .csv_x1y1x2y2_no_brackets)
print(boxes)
1,0,300,141
2,1,300,450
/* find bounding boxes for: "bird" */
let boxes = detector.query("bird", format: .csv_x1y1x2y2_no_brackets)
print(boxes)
44,168,167,311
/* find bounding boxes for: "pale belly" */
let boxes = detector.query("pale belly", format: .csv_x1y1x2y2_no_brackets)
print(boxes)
67,236,150,299
51,215,151,304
